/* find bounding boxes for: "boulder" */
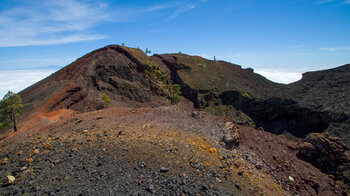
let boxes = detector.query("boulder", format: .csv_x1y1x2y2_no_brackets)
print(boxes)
221,122,240,148
297,133,350,187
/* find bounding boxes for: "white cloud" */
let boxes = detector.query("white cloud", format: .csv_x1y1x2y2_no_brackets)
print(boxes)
254,69,303,84
193,54,210,59
0,69,58,98
169,4,197,19
319,47,350,51
0,0,111,47
0,0,202,47
317,0,350,4
289,45,305,49
317,0,336,4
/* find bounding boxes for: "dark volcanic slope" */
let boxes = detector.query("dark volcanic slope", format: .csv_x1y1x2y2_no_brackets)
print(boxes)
152,53,350,146
16,45,350,147
288,64,350,144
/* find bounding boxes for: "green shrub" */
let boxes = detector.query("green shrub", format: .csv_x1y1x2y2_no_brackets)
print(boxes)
102,94,111,107
172,84,182,104
242,93,251,99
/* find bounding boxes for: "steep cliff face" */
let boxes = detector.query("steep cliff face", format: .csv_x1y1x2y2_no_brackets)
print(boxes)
153,54,342,140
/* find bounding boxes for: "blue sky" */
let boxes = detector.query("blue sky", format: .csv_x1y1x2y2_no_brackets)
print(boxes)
0,0,349,97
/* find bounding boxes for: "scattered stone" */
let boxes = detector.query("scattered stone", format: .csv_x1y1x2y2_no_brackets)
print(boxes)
208,148,218,153
25,158,33,163
193,163,202,170
235,184,241,190
33,149,39,155
1,157,8,165
233,160,242,168
191,111,200,118
117,130,124,136
71,147,79,152
147,184,155,193
138,162,146,169
7,175,15,184
255,163,263,170
237,171,244,176
82,130,89,134
160,167,170,173
201,183,208,191
288,176,295,182
256,127,264,132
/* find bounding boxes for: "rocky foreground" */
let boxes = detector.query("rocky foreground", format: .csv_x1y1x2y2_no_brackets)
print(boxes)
1,107,348,195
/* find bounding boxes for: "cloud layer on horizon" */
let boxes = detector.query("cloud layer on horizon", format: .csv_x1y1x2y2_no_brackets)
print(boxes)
0,69,58,98
254,69,303,84
0,68,303,99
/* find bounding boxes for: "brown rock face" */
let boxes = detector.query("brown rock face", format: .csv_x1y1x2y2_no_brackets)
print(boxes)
298,133,350,188
221,122,240,149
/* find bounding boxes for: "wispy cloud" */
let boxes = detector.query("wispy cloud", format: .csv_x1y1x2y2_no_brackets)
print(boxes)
0,0,203,47
169,4,197,19
317,0,336,4
289,45,305,49
317,0,350,4
319,47,350,51
0,0,111,47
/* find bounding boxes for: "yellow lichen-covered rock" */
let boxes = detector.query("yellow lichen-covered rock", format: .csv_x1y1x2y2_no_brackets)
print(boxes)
33,149,39,154
7,175,15,184
25,158,33,163
208,148,218,153
1,157,8,165
43,142,52,149
200,145,207,150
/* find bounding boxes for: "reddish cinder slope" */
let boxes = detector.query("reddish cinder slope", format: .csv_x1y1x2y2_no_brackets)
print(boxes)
18,45,171,118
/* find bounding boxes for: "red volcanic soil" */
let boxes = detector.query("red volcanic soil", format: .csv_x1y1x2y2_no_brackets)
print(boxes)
1,106,347,195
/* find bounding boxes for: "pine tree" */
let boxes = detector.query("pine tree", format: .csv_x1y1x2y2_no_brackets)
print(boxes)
0,91,23,132
145,48,152,55
172,84,182,104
